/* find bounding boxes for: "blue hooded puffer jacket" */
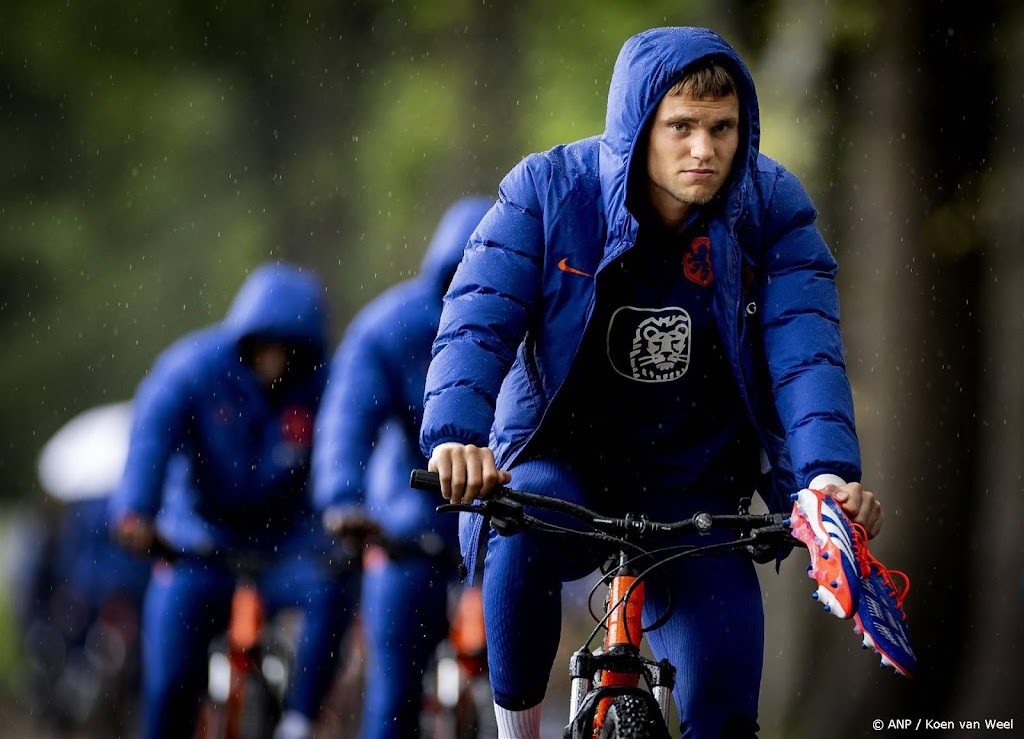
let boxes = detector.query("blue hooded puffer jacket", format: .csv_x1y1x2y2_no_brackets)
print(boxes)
421,27,861,517
313,197,493,540
112,263,330,552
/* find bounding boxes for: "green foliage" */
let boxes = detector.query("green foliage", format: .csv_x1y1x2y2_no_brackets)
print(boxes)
518,0,704,151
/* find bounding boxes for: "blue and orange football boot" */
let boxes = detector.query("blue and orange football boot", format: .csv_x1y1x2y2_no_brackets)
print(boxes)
788,488,864,619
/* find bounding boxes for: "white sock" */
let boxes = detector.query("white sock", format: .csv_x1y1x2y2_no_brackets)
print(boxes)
495,702,542,739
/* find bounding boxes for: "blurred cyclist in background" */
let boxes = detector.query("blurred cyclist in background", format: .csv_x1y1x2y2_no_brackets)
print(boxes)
313,196,493,739
12,401,150,735
110,262,356,739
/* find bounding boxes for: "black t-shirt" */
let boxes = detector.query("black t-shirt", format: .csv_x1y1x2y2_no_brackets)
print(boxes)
540,218,760,514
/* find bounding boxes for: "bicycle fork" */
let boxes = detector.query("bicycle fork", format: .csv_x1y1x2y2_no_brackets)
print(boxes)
207,583,265,739
568,552,675,733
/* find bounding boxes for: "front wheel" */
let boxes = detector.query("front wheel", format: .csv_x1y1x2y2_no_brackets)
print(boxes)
198,674,279,739
237,673,279,739
598,694,672,739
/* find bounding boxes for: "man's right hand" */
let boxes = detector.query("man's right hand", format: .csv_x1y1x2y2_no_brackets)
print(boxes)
114,514,156,554
427,442,511,505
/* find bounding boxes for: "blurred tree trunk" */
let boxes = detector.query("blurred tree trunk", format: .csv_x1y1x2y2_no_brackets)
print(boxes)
442,0,526,198
749,2,837,731
780,0,1011,734
758,0,1014,734
953,4,1024,718
789,2,934,733
239,2,380,273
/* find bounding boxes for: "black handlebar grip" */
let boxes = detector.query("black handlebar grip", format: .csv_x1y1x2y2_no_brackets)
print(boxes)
409,469,442,493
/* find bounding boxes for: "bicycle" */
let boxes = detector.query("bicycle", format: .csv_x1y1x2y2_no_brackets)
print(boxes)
334,524,496,739
18,584,144,736
409,469,802,739
147,539,356,739
418,564,495,739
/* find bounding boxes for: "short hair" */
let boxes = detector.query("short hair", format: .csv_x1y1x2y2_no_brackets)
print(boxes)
667,61,736,99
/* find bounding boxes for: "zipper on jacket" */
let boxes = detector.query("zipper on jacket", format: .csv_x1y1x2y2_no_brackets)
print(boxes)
503,275,602,467
727,224,779,503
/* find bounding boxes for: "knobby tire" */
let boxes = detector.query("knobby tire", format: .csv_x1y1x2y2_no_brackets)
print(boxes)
598,695,672,739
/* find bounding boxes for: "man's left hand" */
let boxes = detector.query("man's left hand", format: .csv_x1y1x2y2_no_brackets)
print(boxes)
822,482,883,538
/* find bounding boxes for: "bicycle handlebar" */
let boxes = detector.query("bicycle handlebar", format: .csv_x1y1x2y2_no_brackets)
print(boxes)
409,469,794,546
139,536,289,577
411,468,802,661
138,534,370,580
357,529,461,566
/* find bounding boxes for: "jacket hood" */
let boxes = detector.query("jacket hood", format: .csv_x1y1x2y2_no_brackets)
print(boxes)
419,196,494,292
599,27,760,240
223,262,329,353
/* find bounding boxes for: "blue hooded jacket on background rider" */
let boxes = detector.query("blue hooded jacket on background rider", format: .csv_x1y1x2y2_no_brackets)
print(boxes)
312,196,492,739
313,195,494,542
113,262,329,552
110,263,355,739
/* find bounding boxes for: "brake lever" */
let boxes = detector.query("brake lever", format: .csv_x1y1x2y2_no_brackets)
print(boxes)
747,519,800,563
435,503,482,515
435,497,527,536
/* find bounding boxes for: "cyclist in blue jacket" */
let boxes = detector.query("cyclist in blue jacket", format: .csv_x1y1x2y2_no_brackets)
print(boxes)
312,196,492,739
421,28,884,739
13,401,151,731
111,263,356,739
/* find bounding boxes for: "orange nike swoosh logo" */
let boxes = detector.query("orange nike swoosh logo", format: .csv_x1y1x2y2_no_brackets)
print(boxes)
557,257,592,277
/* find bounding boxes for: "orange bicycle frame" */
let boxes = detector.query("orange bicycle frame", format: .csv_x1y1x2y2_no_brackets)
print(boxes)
449,585,487,677
592,566,646,732
201,582,265,739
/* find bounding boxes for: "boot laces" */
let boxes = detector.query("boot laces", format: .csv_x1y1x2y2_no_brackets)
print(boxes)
852,523,910,614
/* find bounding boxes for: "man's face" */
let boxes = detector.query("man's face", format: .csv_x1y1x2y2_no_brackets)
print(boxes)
250,341,289,387
645,89,740,228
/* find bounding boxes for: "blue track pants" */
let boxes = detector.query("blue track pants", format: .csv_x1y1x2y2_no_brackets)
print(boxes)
357,555,456,738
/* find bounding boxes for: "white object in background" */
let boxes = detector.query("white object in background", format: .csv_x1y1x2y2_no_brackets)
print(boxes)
37,401,133,501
